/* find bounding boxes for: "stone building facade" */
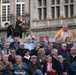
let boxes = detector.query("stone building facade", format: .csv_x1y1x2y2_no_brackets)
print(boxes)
0,0,30,27
30,0,76,42
0,0,30,38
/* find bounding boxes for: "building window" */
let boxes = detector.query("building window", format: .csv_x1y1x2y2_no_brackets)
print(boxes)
2,5,10,21
38,0,47,20
38,0,42,6
16,4,21,15
70,5,74,17
22,4,25,16
7,5,10,21
2,0,10,3
70,0,73,3
2,6,6,21
65,0,68,3
50,0,60,19
43,8,46,19
43,0,46,6
38,8,42,20
64,0,74,18
56,0,60,4
56,6,60,18
51,7,55,18
16,1,25,16
65,5,68,17
51,0,55,5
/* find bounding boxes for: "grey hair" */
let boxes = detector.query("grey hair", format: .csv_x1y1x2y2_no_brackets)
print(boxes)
51,48,58,55
61,43,67,47
63,24,68,27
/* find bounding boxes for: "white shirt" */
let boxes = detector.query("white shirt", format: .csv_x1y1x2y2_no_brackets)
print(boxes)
62,32,69,42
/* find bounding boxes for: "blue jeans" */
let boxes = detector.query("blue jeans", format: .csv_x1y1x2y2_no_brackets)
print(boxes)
2,70,11,75
32,69,43,75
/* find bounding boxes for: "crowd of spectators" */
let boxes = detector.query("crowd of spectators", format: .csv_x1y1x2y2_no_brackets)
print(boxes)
0,24,76,75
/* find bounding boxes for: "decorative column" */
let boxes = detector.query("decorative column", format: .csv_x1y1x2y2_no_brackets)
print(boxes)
74,0,76,17
60,0,65,18
25,0,30,14
10,0,16,27
59,0,65,25
73,0,76,24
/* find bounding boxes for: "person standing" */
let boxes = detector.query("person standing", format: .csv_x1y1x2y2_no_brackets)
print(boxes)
55,24,73,42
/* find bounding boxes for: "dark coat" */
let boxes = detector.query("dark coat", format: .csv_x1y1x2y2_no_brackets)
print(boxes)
31,48,39,56
58,49,68,58
16,48,25,57
56,60,68,75
70,61,76,75
66,43,73,52
52,56,59,64
8,55,16,64
15,20,24,38
28,62,43,74
7,25,14,38
45,49,52,55
66,53,76,66
9,42,20,51
53,42,61,51
23,57,31,65
43,62,57,74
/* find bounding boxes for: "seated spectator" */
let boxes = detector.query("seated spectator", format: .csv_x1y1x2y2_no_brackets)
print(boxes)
16,42,25,57
23,49,31,65
53,37,61,51
13,55,29,75
69,60,76,75
51,48,59,64
31,43,41,56
15,15,24,38
45,43,53,55
0,38,6,50
28,55,43,75
5,22,15,38
0,54,13,75
8,49,17,64
55,24,73,42
43,55,57,75
56,55,68,75
66,47,76,66
38,48,46,65
65,37,73,52
10,36,20,51
24,37,35,51
58,43,68,58
37,34,48,49
2,43,11,55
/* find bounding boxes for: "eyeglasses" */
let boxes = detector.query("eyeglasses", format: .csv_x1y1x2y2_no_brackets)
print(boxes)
40,37,44,38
